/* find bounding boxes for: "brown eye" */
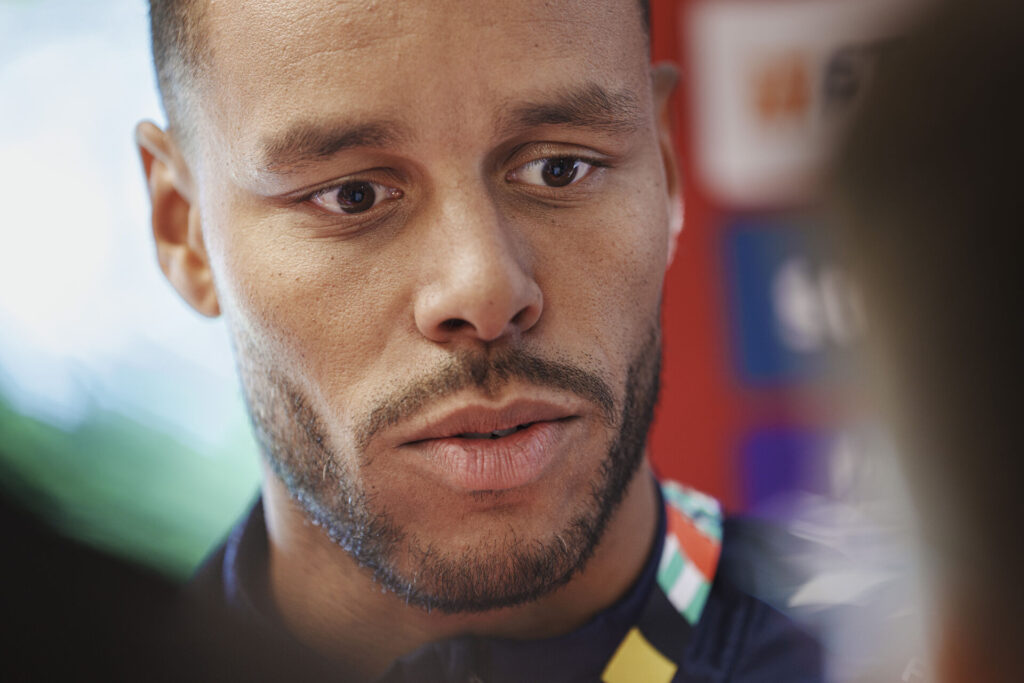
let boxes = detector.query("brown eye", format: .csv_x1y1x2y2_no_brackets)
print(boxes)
310,180,402,215
335,181,376,213
509,156,597,188
541,158,580,187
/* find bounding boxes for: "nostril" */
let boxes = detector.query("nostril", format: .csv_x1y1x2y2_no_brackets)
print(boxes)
441,318,468,332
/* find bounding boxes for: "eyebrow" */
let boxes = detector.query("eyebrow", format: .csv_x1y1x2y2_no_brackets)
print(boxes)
501,83,645,137
257,83,643,174
258,120,408,173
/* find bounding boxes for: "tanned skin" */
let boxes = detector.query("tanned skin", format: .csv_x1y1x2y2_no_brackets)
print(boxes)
137,0,681,677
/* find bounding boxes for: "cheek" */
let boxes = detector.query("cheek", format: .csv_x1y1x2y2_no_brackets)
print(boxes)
200,165,668,414
528,185,669,373
202,197,410,403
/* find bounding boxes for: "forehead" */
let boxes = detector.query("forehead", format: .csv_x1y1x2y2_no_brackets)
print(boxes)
197,0,650,163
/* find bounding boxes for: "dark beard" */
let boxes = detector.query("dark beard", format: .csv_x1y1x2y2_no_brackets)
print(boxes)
240,324,661,613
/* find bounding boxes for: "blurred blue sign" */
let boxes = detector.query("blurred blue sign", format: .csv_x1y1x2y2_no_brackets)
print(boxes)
739,425,830,514
722,218,861,385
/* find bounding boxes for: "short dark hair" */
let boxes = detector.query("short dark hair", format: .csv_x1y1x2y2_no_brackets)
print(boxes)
148,0,207,134
147,0,651,131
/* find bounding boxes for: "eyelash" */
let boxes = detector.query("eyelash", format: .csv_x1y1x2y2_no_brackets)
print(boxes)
303,154,608,218
309,181,402,216
506,156,608,188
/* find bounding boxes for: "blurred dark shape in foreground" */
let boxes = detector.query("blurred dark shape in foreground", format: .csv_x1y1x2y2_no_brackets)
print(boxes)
0,480,343,681
831,0,1024,680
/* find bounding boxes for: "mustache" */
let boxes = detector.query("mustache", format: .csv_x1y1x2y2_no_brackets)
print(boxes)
355,349,617,450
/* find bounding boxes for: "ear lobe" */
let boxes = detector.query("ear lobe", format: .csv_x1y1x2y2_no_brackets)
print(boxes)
651,62,684,267
135,121,220,318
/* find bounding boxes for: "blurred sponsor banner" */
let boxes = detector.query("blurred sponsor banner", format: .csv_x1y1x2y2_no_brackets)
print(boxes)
738,424,877,514
653,2,929,678
739,425,829,510
722,217,862,386
686,0,917,207
651,0,920,506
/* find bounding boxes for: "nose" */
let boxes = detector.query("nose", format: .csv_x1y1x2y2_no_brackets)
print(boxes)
413,189,543,345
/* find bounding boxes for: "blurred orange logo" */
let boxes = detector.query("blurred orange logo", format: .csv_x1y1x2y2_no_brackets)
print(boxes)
751,52,811,125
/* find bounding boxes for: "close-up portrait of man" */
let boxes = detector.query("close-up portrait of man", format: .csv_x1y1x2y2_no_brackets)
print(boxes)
133,0,822,680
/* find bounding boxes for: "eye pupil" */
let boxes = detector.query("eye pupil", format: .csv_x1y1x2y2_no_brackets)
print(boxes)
542,158,579,187
336,181,376,213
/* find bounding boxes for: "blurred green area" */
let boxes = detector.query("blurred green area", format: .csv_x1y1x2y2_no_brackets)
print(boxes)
0,394,261,581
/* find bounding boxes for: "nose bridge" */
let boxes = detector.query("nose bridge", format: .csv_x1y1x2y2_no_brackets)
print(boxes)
414,173,543,344
436,176,516,273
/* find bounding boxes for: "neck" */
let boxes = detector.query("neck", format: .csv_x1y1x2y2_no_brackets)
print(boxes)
262,460,660,679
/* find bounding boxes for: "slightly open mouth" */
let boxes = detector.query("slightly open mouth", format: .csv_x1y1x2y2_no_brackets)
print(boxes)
454,422,536,440
403,414,576,490
402,415,577,447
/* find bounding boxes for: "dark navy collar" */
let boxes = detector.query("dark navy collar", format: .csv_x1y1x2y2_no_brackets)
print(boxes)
379,482,668,683
217,481,668,682
195,479,825,683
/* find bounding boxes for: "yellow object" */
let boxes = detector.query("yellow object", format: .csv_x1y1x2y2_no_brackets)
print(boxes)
601,627,678,683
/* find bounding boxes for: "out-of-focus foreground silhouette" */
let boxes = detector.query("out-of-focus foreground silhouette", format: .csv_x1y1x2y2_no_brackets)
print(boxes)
832,1,1024,680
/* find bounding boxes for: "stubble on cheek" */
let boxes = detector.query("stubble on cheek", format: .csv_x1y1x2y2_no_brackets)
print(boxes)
230,315,402,552
228,302,662,613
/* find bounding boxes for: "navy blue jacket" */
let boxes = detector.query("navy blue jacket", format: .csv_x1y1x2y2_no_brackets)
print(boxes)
191,480,823,682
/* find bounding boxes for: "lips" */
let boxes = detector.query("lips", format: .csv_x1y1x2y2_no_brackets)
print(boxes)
397,400,579,492
455,423,534,439
400,400,575,446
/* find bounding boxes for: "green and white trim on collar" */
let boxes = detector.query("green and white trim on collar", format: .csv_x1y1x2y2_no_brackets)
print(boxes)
601,481,724,683
658,480,724,625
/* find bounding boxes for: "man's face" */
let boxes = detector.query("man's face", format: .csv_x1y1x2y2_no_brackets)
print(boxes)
185,0,676,611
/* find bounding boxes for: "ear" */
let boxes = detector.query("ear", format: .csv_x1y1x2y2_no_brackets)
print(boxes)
651,62,684,267
135,121,220,317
